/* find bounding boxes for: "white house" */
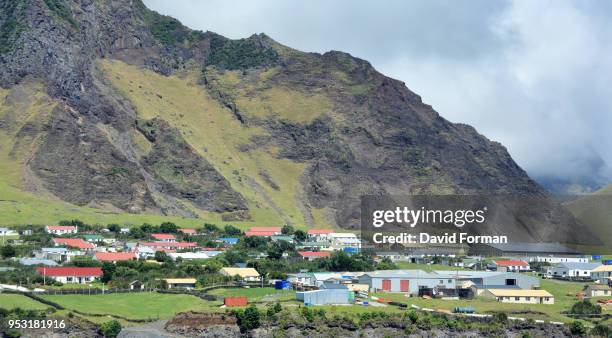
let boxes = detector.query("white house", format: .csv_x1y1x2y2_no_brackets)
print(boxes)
329,233,361,250
527,256,589,264
168,251,222,260
584,284,612,297
36,247,82,263
484,289,554,304
45,225,78,235
489,260,530,272
288,272,316,287
307,229,334,241
0,227,17,236
551,262,601,279
37,267,102,284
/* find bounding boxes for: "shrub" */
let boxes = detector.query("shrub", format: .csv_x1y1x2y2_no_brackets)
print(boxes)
491,312,508,325
569,300,602,315
569,321,586,335
5,330,21,338
407,310,419,324
301,306,315,322
100,320,122,338
236,304,261,332
590,324,611,337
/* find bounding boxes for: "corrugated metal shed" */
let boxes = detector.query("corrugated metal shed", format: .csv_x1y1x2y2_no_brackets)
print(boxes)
297,287,350,305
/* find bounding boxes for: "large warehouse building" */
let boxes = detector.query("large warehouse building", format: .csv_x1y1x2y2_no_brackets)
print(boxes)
358,270,540,296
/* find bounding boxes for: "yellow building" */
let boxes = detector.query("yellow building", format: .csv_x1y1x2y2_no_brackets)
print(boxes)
483,289,554,304
163,278,197,289
591,265,612,283
219,267,261,282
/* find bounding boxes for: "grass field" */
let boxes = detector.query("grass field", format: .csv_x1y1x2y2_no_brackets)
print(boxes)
208,287,295,302
41,292,221,319
371,278,610,323
0,294,50,310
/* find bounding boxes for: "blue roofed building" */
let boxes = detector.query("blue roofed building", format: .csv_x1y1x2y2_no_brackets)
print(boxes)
217,237,239,245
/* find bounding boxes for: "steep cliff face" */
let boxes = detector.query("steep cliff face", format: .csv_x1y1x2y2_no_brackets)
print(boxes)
0,0,595,242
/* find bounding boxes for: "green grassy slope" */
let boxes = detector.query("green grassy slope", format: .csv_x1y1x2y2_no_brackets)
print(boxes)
0,294,51,310
0,83,201,227
0,67,333,229
565,184,612,247
99,59,334,228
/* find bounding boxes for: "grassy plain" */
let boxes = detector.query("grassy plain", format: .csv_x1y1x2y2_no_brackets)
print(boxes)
41,292,221,319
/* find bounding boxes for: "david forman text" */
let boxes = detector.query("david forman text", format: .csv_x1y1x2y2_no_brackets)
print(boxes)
371,232,508,244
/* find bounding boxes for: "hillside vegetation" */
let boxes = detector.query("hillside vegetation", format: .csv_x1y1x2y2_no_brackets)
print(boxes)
565,184,612,247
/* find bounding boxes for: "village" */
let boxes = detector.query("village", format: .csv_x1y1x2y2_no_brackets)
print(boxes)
0,222,611,335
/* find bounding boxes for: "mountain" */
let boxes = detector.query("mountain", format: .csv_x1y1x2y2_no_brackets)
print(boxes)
0,0,598,243
565,184,612,247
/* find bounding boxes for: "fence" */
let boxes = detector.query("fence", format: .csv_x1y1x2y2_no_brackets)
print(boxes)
34,287,156,296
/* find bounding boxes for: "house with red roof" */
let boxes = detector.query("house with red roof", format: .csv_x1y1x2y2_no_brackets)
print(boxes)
45,225,78,235
37,267,102,284
53,238,94,250
245,227,281,237
178,229,197,235
298,251,331,261
490,260,530,272
94,252,137,263
151,233,176,242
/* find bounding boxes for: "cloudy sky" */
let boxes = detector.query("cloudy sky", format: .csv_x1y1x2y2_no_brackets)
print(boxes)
144,0,612,192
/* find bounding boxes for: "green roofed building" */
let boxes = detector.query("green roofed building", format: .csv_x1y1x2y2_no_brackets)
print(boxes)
270,235,294,243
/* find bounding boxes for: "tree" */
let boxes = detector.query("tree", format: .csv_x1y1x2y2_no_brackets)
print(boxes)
129,227,145,239
267,240,295,260
223,225,242,236
237,304,261,332
203,223,219,233
107,224,120,233
244,236,267,250
293,230,307,242
71,257,101,267
569,321,586,335
376,257,398,270
140,223,154,233
0,245,16,258
154,251,169,262
222,249,248,266
100,320,122,338
101,262,116,283
281,224,294,235
569,300,602,315
159,222,178,233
